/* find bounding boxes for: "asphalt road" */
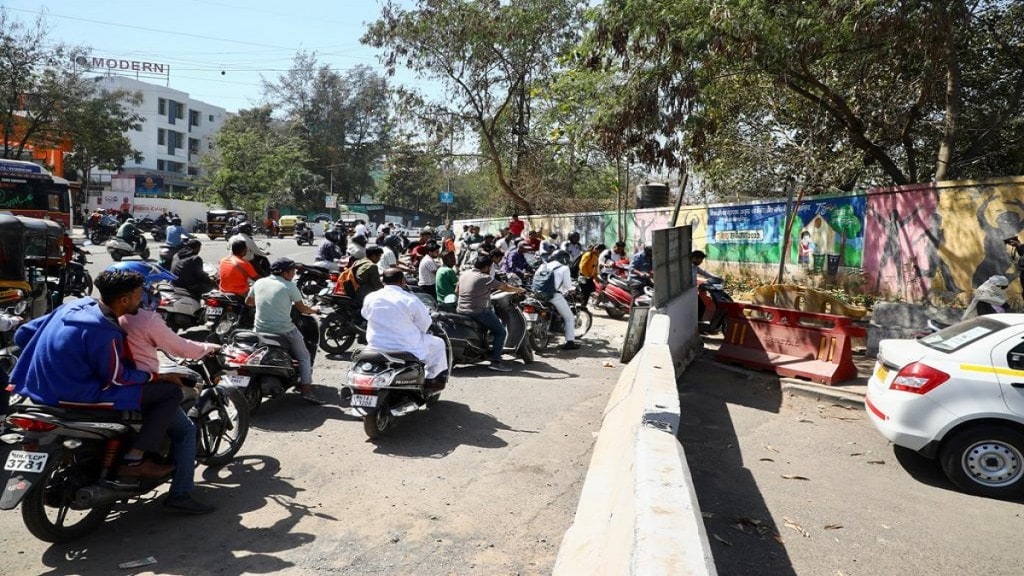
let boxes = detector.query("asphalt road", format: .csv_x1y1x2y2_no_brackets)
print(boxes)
679,353,1024,576
0,235,628,575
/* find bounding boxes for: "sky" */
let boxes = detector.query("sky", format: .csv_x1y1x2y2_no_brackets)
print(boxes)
4,0,437,113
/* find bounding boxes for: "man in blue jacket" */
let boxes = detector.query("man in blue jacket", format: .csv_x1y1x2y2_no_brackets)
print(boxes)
11,270,181,480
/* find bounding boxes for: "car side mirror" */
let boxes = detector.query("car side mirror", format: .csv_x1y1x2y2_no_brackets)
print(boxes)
1009,351,1024,370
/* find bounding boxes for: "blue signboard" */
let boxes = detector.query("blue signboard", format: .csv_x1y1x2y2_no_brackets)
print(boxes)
440,191,454,204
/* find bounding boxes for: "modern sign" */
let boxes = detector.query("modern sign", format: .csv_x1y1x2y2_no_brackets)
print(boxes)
440,191,454,204
74,56,169,75
325,194,337,208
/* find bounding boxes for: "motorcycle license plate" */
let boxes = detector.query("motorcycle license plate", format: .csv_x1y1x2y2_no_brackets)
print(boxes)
4,450,48,473
523,312,539,321
219,374,250,388
206,307,223,317
350,394,378,408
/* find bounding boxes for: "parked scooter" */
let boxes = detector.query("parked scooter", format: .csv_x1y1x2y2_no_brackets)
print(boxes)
316,290,366,354
432,291,534,365
342,327,453,439
590,272,647,319
218,312,319,412
0,357,249,543
105,237,150,262
521,286,593,351
697,281,734,334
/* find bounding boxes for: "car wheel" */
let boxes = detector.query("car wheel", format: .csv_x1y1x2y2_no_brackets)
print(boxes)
940,425,1024,499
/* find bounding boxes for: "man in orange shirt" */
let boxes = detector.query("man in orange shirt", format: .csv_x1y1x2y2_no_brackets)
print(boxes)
219,239,259,297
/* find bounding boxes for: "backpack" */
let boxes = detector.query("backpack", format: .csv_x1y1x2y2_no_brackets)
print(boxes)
569,252,582,280
334,265,360,297
531,264,557,299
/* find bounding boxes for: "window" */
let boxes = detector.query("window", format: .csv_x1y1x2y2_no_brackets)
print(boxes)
157,159,165,171
166,161,184,173
157,128,166,145
174,131,185,149
158,98,166,115
208,114,214,122
189,110,200,127
188,166,199,176
188,138,200,155
174,101,184,120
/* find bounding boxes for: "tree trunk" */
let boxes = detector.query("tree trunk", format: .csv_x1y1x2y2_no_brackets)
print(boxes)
935,2,963,181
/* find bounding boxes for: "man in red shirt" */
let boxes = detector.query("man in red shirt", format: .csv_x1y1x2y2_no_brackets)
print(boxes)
218,239,259,296
508,214,525,237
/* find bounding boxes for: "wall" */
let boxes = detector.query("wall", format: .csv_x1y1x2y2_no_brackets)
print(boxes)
454,175,1024,303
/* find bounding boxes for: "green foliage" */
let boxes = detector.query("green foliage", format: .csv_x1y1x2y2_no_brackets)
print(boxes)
61,89,144,185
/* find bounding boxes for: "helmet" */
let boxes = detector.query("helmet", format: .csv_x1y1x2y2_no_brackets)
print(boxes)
550,250,571,266
171,217,182,226
105,261,176,310
126,218,136,225
239,223,254,235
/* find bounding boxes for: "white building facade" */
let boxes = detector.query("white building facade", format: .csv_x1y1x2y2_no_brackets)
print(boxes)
91,76,227,195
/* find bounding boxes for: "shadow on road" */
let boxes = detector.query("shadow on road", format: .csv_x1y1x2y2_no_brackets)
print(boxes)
246,384,358,432
36,455,320,575
677,354,798,576
369,401,518,458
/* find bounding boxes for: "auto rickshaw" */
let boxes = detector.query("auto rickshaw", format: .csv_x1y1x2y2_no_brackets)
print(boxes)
278,214,305,237
0,215,63,319
206,209,247,240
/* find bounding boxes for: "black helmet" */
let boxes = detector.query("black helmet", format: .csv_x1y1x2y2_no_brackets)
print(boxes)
171,217,182,226
550,249,571,265
239,223,253,235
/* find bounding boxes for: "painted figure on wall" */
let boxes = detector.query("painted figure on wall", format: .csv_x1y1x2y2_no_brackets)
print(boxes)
798,231,815,265
971,193,1024,288
913,210,961,298
870,205,927,294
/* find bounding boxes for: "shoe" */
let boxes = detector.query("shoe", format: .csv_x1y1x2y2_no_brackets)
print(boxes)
163,493,216,515
560,341,581,350
488,360,513,372
300,389,325,405
118,459,175,479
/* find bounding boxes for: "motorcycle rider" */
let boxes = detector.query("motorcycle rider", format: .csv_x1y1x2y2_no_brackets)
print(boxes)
116,217,146,252
417,242,441,300
350,246,385,305
219,240,260,297
10,270,181,481
539,250,580,350
111,262,221,514
246,258,323,404
435,251,459,308
314,230,345,271
295,219,314,244
456,254,526,372
630,245,654,286
598,241,627,277
347,234,368,261
228,223,269,274
362,267,449,389
165,217,193,248
578,243,604,304
962,275,1009,320
539,232,560,262
561,232,584,262
500,239,532,278
172,239,216,300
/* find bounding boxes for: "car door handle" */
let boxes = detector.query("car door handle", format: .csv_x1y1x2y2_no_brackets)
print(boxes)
1013,383,1024,388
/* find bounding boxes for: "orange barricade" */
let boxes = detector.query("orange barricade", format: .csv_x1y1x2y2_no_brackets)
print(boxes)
713,302,866,385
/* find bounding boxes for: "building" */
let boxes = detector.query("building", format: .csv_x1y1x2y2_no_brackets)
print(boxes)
90,75,227,196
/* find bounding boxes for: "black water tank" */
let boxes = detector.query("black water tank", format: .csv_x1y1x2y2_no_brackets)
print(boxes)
636,183,670,209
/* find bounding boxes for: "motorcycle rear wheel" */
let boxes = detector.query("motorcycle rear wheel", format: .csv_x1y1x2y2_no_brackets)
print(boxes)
243,382,264,413
528,324,550,352
22,458,112,543
319,315,356,354
574,309,593,338
363,406,393,439
518,338,535,363
296,275,327,298
197,387,250,466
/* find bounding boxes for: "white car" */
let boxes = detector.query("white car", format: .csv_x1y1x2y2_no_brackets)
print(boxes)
866,315,1024,499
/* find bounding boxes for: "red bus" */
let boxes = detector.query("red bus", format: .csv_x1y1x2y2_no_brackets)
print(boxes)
0,159,72,229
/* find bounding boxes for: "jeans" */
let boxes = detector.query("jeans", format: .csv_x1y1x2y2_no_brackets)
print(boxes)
466,309,506,362
282,326,313,385
166,408,197,495
136,381,183,453
549,293,575,342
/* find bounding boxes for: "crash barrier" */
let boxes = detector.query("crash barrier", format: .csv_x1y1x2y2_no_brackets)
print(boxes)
714,302,866,385
554,337,716,575
751,284,868,319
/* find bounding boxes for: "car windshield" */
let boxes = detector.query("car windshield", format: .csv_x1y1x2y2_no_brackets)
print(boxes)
919,316,1009,353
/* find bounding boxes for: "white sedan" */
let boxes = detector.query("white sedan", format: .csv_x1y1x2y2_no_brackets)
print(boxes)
866,314,1024,499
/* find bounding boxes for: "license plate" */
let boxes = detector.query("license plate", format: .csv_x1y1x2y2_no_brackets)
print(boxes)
4,450,48,473
206,307,223,317
874,365,889,383
351,394,378,408
523,313,538,321
220,374,250,387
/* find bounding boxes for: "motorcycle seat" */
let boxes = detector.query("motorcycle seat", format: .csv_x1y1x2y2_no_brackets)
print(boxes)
433,311,480,330
14,402,140,422
608,276,635,290
354,348,424,365
253,332,291,349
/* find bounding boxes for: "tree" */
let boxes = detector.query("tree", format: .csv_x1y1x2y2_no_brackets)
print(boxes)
198,106,313,214
0,9,93,160
263,55,391,204
363,0,585,214
61,88,144,195
584,0,1024,194
380,141,444,213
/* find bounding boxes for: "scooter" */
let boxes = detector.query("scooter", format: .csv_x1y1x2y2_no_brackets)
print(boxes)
157,285,206,332
158,244,184,270
432,291,534,365
219,312,319,412
697,281,734,334
105,236,150,262
0,357,248,543
590,272,647,319
342,327,453,439
521,286,593,351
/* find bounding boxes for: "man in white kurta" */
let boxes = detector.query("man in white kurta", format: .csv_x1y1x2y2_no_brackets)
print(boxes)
361,268,448,382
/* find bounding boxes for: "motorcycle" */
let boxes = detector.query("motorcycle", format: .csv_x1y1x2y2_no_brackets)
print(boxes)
0,356,249,543
296,227,315,246
105,236,150,262
521,286,593,351
316,290,366,354
87,223,117,245
697,280,734,334
203,291,252,341
219,312,319,412
590,272,648,319
296,265,333,298
158,244,184,270
342,326,453,439
432,291,534,365
65,252,93,298
157,285,206,332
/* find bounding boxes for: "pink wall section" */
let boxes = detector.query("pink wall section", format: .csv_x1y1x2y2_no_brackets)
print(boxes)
863,184,938,301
